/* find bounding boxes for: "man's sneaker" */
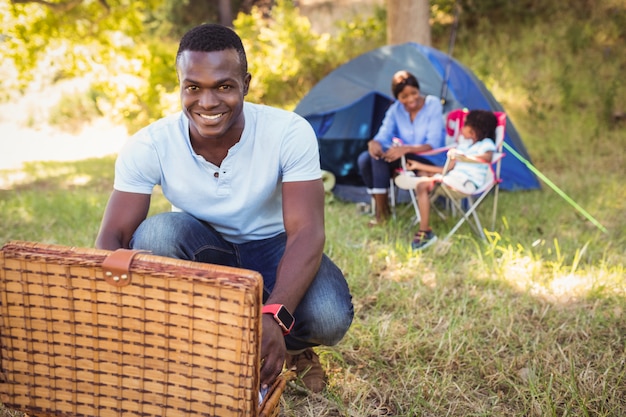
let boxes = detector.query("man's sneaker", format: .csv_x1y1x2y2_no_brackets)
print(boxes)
286,348,326,393
411,230,438,251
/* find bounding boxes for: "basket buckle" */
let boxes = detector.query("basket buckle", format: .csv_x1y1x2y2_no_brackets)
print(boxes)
102,249,148,287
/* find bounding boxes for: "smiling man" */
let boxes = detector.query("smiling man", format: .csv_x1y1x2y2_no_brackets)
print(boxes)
95,23,353,393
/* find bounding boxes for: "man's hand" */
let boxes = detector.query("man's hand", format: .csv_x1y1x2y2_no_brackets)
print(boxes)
259,314,287,389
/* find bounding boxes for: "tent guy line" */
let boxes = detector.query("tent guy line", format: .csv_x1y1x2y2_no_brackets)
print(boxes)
502,142,608,234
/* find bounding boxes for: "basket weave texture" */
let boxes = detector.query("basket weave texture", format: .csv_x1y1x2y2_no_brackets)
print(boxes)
0,241,271,417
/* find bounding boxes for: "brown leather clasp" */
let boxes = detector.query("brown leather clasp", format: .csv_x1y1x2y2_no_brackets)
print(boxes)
102,249,148,287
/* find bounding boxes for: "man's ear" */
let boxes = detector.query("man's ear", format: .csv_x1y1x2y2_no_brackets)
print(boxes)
243,72,252,96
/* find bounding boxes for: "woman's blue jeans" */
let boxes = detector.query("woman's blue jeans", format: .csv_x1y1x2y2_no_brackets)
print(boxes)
130,212,354,351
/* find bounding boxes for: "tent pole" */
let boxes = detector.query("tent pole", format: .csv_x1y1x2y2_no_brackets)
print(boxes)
440,0,461,105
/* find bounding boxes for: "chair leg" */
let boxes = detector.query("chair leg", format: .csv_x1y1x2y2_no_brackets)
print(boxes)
443,190,493,240
491,184,500,231
429,186,450,221
469,202,485,239
389,179,396,219
443,195,472,240
408,187,420,225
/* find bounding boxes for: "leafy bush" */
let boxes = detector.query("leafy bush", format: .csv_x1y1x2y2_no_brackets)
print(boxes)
48,88,102,134
235,0,386,110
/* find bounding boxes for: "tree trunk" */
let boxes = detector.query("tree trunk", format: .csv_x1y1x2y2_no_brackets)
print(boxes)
387,0,431,46
218,0,233,27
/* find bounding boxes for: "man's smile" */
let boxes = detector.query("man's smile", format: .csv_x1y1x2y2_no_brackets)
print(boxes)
199,113,224,121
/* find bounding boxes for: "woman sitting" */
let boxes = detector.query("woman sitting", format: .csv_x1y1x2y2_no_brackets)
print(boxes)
357,70,445,226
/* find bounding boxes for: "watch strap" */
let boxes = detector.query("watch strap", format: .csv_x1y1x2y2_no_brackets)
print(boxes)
262,304,295,335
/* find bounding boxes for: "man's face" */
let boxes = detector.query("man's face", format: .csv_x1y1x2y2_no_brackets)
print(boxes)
177,49,251,143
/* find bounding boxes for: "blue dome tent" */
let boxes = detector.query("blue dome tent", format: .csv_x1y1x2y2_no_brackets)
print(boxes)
294,42,540,200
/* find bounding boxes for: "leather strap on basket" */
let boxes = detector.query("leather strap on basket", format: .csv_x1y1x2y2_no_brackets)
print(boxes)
102,249,147,287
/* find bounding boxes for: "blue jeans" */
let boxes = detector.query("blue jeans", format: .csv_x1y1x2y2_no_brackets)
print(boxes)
130,212,354,351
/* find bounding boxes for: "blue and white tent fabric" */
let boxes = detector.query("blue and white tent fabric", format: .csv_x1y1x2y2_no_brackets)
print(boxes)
294,42,540,200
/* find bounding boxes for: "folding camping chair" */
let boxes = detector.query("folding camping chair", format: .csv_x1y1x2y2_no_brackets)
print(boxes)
394,108,468,225
397,110,507,240
377,109,476,223
431,111,506,239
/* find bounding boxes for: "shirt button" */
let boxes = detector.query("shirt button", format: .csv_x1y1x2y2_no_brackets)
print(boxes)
213,172,219,178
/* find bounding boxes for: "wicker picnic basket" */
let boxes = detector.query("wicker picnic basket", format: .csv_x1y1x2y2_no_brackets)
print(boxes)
0,241,288,417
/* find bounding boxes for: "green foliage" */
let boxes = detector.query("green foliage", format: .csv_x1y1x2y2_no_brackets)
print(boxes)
234,0,328,109
145,0,248,39
1,0,387,131
48,88,103,133
1,0,175,133
89,38,180,133
234,0,386,109
331,6,387,64
455,0,558,28
3,0,625,137
2,0,162,86
147,0,220,38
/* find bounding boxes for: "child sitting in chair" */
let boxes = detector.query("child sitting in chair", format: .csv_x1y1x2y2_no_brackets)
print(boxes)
395,110,498,250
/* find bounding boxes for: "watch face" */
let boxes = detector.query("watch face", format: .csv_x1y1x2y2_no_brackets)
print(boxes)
276,306,295,330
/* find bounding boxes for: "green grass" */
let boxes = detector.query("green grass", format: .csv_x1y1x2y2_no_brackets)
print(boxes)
0,149,624,416
0,156,171,247
279,194,624,416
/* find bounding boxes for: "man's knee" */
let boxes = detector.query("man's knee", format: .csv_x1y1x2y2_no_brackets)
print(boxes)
300,260,354,346
317,301,354,346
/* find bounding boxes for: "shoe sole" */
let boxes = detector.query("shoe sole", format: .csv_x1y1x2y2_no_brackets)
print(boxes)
394,173,436,190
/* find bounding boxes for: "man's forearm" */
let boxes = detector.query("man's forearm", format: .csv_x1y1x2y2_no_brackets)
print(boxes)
265,230,324,313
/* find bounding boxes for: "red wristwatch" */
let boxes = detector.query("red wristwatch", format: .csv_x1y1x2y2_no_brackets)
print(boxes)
262,304,295,336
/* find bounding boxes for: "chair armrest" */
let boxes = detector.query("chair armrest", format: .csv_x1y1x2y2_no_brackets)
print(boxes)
452,153,489,163
456,152,506,164
392,137,456,156
417,144,456,156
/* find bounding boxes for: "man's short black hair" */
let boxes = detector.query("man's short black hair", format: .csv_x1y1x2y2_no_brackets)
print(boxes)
176,23,248,76
465,110,498,142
